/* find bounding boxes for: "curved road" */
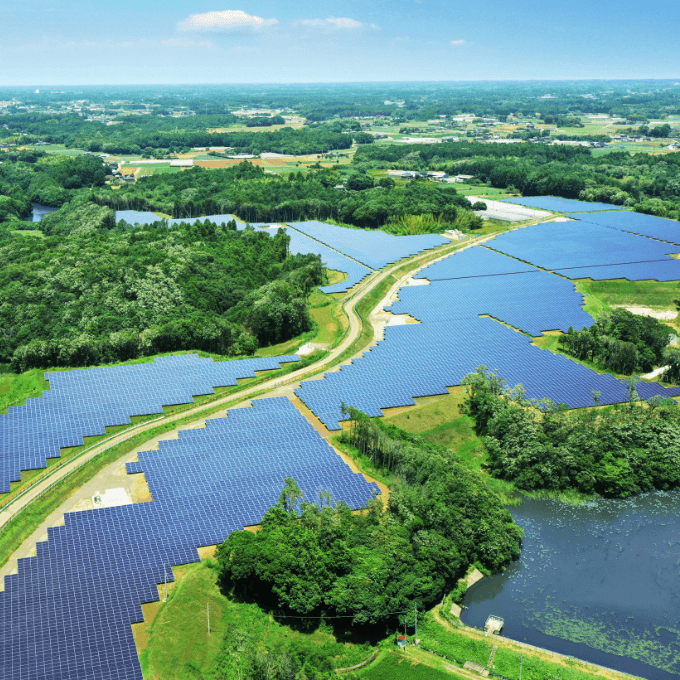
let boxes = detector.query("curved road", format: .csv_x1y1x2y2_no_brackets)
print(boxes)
0,232,498,567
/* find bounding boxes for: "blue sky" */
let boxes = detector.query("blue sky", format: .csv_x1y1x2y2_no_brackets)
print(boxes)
2,0,679,85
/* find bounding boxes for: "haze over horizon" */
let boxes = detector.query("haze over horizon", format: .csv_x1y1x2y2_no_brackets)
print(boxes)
2,0,679,86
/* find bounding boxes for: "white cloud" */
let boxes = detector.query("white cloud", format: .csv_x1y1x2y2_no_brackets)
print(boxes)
451,39,468,46
179,10,278,33
300,17,377,30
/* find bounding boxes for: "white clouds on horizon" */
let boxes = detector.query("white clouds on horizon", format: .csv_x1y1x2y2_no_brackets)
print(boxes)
299,17,377,30
179,10,278,33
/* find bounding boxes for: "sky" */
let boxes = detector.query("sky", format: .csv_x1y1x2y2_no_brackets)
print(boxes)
1,0,679,85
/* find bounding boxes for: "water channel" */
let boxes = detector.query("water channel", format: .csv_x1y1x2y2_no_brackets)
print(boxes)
461,492,680,680
31,203,58,222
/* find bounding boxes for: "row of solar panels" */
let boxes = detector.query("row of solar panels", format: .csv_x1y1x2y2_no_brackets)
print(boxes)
0,354,300,492
295,245,680,429
0,398,380,680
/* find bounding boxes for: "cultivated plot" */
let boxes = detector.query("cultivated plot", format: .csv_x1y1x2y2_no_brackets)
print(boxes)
0,397,379,680
488,221,680,280
286,221,449,269
567,211,680,246
295,247,680,430
501,196,626,213
0,354,299,493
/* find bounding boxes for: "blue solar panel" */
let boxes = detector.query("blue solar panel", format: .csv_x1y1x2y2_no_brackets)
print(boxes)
0,397,380,680
487,221,680,280
501,196,625,213
286,221,449,269
115,211,247,229
295,246,680,430
0,354,300,493
283,228,373,293
566,211,680,246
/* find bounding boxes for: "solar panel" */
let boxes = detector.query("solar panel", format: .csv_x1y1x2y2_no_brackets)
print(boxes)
487,222,680,281
286,221,449,269
0,397,379,680
566,211,680,246
0,354,300,493
500,196,626,213
295,246,680,430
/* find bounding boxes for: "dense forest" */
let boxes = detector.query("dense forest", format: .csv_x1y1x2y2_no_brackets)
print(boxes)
462,367,680,497
217,411,522,624
0,217,323,371
558,309,673,375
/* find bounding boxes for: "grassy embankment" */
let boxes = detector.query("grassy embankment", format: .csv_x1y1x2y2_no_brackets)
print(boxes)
138,560,373,680
532,278,680,383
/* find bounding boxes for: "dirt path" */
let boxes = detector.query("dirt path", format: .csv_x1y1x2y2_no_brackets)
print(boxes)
0,235,494,579
431,606,637,680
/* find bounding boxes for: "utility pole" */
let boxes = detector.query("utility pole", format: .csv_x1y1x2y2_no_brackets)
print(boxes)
207,602,211,636
520,650,523,680
163,564,167,602
414,603,418,648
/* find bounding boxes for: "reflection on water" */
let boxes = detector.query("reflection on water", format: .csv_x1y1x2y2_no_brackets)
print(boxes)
32,203,58,222
461,492,680,680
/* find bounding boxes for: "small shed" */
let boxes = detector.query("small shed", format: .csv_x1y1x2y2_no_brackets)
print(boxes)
485,615,504,635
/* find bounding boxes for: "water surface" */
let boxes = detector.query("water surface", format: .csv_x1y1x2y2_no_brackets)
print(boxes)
461,493,680,680
32,203,58,222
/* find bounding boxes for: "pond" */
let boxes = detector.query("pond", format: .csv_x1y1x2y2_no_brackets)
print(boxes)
461,493,680,680
31,203,58,222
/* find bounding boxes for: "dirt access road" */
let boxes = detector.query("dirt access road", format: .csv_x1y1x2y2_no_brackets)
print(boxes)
0,232,498,569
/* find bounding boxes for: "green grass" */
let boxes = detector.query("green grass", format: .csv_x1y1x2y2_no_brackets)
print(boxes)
420,617,631,680
359,649,453,679
575,278,680,318
140,560,372,680
0,369,49,414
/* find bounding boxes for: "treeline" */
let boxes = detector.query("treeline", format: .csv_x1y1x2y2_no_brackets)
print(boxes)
0,217,323,371
559,309,672,375
462,367,680,497
89,161,474,229
2,112,352,156
217,411,521,625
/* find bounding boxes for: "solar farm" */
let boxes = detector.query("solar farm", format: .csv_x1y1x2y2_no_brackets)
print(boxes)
0,354,299,493
286,220,449,269
500,196,626,213
295,244,680,429
0,397,379,680
488,220,680,280
5,196,680,679
566,210,680,246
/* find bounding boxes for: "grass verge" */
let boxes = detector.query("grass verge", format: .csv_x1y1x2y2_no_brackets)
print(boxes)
140,559,372,680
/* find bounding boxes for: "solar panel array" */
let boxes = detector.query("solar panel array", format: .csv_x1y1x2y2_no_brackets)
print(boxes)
487,221,680,281
566,211,680,246
501,196,625,213
114,211,247,229
286,221,449,269
284,228,373,293
295,246,680,430
0,354,299,493
0,397,380,680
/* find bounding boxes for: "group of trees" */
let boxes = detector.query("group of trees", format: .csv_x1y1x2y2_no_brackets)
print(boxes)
90,161,476,230
217,412,522,625
462,367,680,498
1,216,323,371
353,140,680,219
559,309,673,375
0,153,109,223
